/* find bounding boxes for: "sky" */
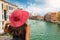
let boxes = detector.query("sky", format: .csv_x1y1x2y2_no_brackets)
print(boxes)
6,0,60,16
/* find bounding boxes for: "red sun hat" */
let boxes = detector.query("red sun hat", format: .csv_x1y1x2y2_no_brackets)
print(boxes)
9,9,29,28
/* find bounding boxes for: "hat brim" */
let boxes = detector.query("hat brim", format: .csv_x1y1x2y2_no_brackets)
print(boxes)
9,9,29,27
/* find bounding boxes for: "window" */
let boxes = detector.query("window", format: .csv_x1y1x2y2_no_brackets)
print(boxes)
9,6,13,10
2,14,4,19
2,3,3,10
4,10,7,20
6,5,8,10
54,20,56,21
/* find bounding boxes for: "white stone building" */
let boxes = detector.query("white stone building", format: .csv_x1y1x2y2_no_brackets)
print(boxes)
0,0,20,34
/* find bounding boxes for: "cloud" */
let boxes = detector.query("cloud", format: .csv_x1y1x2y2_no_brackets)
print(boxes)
44,0,60,11
14,0,60,16
39,0,60,16
15,2,26,9
25,3,42,16
46,0,60,8
15,2,43,16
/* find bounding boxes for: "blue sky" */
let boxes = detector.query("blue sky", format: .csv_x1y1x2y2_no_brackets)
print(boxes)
6,0,29,6
6,0,45,7
6,0,60,16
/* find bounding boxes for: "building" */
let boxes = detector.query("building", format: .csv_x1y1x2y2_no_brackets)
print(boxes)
0,0,20,34
56,11,60,24
29,16,37,20
44,13,51,22
37,16,44,20
44,12,58,23
50,12,58,23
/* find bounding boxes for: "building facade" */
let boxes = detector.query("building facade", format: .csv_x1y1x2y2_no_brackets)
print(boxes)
50,12,58,23
56,11,60,24
44,13,51,22
0,0,19,34
44,12,58,23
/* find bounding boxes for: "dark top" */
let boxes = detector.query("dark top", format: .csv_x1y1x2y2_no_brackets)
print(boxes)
7,25,27,40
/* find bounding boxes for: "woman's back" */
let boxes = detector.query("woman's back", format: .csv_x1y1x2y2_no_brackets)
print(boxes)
6,23,27,40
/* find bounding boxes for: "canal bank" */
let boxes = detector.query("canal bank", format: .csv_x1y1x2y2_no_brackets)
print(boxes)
28,20,60,40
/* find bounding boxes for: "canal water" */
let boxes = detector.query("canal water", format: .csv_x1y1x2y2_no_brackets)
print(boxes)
28,20,60,40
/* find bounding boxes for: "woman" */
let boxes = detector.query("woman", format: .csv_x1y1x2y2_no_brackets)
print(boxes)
3,9,30,40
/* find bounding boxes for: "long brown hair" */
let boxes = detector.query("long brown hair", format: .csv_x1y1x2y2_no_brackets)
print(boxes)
7,23,27,36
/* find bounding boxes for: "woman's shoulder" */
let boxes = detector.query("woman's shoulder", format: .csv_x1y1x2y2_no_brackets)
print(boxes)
27,24,30,27
26,24,30,29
